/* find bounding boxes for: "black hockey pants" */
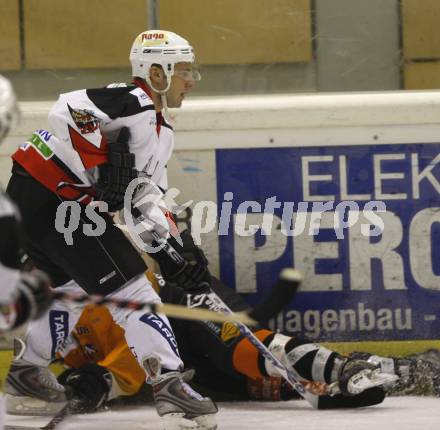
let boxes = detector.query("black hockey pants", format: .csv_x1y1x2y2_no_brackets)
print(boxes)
7,168,146,295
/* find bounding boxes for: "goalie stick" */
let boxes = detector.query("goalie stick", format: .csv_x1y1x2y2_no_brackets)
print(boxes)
187,285,394,409
184,271,322,409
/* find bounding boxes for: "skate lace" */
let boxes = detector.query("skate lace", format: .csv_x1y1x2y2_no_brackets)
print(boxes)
37,369,64,392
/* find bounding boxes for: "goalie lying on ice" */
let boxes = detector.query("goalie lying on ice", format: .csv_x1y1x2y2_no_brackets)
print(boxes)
27,271,433,413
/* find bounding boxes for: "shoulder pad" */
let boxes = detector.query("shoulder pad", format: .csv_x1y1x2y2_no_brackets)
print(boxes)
106,83,130,88
86,86,154,119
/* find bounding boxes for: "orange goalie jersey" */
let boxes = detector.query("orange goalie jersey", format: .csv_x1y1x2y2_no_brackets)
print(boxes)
60,303,146,396
59,271,162,396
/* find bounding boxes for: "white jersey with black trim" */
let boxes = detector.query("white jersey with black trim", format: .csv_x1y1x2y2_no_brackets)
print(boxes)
12,82,173,202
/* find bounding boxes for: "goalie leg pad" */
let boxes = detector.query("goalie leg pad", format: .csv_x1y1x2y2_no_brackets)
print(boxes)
265,334,345,385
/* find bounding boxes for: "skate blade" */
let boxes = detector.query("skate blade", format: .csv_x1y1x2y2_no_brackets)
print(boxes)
161,412,217,430
5,394,66,416
193,414,218,430
162,412,201,430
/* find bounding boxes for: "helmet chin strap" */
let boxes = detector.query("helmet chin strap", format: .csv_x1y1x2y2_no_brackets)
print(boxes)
145,72,175,123
160,93,174,123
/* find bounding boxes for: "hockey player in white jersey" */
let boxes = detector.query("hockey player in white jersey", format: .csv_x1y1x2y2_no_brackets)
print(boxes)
0,75,53,428
4,31,217,429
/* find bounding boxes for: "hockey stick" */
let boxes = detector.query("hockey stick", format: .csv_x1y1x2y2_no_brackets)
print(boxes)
185,275,322,409
40,398,83,430
4,274,302,430
5,397,83,430
202,288,321,408
48,280,294,327
153,234,394,409
4,275,301,430
192,289,390,411
148,232,323,409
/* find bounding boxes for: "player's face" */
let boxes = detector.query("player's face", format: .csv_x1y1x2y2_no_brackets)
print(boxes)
166,62,198,108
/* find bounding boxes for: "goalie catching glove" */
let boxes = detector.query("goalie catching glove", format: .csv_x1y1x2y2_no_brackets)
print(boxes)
94,127,138,212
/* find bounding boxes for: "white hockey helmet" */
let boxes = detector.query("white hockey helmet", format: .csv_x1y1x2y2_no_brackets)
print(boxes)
0,75,19,146
129,30,198,92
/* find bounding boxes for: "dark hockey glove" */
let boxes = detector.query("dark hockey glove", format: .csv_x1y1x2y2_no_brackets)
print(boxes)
152,232,211,292
14,269,53,328
58,363,112,412
94,127,138,212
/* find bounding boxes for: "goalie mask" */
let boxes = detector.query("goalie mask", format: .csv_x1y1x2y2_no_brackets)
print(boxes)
129,30,201,94
0,75,19,146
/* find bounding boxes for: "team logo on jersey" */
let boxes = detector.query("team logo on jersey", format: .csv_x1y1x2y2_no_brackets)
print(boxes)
220,322,241,343
83,343,97,360
67,104,100,134
75,326,90,336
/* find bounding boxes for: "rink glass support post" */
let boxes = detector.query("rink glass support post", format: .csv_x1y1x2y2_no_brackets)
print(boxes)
147,0,159,30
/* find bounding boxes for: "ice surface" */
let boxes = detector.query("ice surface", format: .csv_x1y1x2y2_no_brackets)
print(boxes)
6,397,440,430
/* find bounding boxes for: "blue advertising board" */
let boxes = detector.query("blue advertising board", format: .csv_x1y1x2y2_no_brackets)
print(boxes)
216,143,440,342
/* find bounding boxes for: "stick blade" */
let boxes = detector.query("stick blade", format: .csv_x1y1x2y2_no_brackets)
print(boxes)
316,387,386,409
247,268,303,323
